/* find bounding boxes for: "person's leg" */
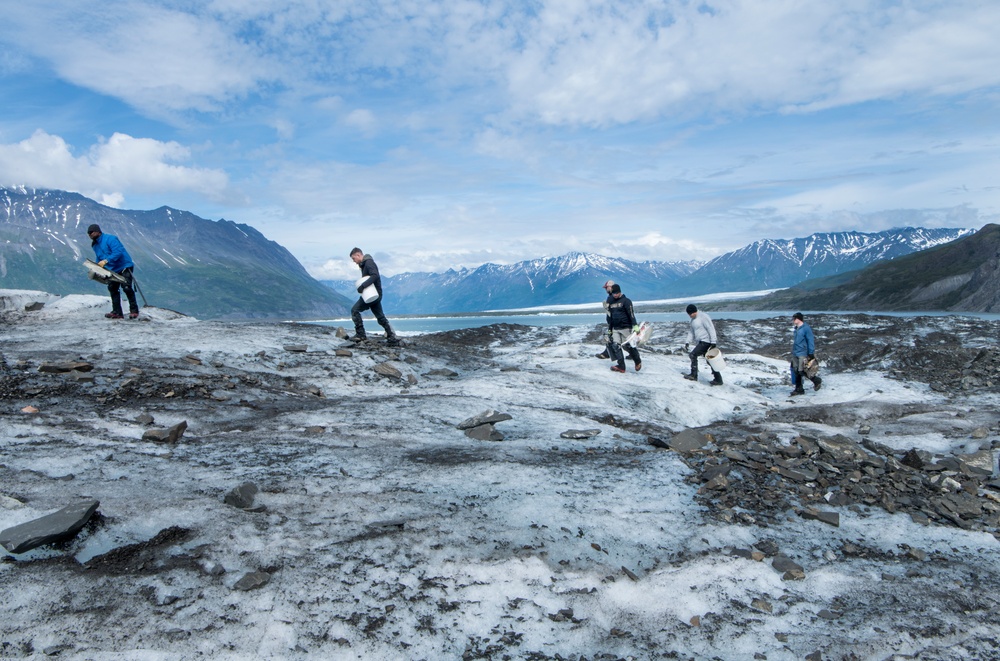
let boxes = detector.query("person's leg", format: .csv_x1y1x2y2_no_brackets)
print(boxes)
625,344,641,370
609,329,627,371
688,341,709,378
687,345,700,378
121,268,139,314
107,282,123,316
350,299,369,338
370,299,396,340
791,356,806,394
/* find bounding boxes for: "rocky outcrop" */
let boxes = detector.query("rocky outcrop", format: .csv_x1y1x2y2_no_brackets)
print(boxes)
0,499,100,553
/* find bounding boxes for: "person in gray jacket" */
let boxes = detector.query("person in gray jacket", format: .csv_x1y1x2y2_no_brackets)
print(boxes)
684,304,722,386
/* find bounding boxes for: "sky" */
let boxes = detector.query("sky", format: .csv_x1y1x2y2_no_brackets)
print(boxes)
2,1,1000,281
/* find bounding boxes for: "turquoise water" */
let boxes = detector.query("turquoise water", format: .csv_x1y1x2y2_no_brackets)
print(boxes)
307,310,1000,334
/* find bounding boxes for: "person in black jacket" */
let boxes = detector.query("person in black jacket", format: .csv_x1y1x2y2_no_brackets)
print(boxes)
607,284,641,373
349,248,398,345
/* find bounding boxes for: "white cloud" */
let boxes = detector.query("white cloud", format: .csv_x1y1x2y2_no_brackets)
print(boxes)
0,130,231,207
2,1,277,118
505,1,1000,126
344,109,377,136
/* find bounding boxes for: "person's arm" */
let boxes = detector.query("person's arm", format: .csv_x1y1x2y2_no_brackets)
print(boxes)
806,326,816,358
358,260,381,291
707,318,718,345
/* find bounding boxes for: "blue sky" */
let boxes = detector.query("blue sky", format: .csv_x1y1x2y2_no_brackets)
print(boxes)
2,1,999,280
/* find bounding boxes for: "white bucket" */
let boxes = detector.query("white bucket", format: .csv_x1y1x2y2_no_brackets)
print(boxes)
355,277,379,304
706,347,726,371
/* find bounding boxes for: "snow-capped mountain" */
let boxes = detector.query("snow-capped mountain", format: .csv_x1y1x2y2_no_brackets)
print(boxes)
326,228,974,314
325,252,702,314
0,186,350,319
669,227,975,296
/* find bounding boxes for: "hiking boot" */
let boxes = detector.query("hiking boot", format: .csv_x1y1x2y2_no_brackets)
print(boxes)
634,362,642,372
813,377,822,391
790,388,805,396
347,334,367,342
595,351,609,359
683,373,698,381
128,311,139,319
610,365,626,373
386,336,401,346
105,312,124,319
710,376,723,386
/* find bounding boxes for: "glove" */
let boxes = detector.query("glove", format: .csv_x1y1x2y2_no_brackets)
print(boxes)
709,343,717,349
808,354,815,361
632,325,640,333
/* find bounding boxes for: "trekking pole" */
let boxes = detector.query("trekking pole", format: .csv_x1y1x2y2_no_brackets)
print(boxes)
131,274,149,307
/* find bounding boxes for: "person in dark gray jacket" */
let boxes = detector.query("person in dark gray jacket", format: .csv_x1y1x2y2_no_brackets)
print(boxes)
607,284,641,373
349,248,398,345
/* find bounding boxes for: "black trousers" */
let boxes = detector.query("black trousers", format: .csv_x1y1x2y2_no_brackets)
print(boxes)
351,297,393,337
689,341,719,376
108,267,138,314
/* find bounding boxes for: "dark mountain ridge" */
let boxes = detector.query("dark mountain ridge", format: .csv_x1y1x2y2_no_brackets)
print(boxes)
752,224,1000,312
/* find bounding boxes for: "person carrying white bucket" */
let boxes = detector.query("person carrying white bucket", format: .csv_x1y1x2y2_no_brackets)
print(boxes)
348,248,399,346
683,304,723,386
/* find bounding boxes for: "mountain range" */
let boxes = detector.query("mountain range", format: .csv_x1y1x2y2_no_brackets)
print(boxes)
326,253,701,315
667,227,973,296
0,187,351,319
750,223,1000,313
325,227,973,314
1,186,981,317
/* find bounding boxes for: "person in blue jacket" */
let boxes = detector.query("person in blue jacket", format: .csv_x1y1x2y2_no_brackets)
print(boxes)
790,312,822,395
88,224,139,319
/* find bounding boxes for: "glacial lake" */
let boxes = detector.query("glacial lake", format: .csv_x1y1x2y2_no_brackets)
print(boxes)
307,310,1000,334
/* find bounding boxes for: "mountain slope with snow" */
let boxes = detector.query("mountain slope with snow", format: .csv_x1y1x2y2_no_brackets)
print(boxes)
0,187,351,319
670,227,974,295
325,252,701,314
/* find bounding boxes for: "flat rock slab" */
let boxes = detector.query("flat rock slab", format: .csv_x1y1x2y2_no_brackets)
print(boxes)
38,361,93,373
284,344,307,352
800,508,841,527
465,424,505,442
224,482,259,510
425,368,459,377
373,363,403,379
956,449,995,477
669,428,709,454
142,421,188,443
335,349,353,357
457,409,513,430
0,499,100,554
233,571,271,591
560,429,602,439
